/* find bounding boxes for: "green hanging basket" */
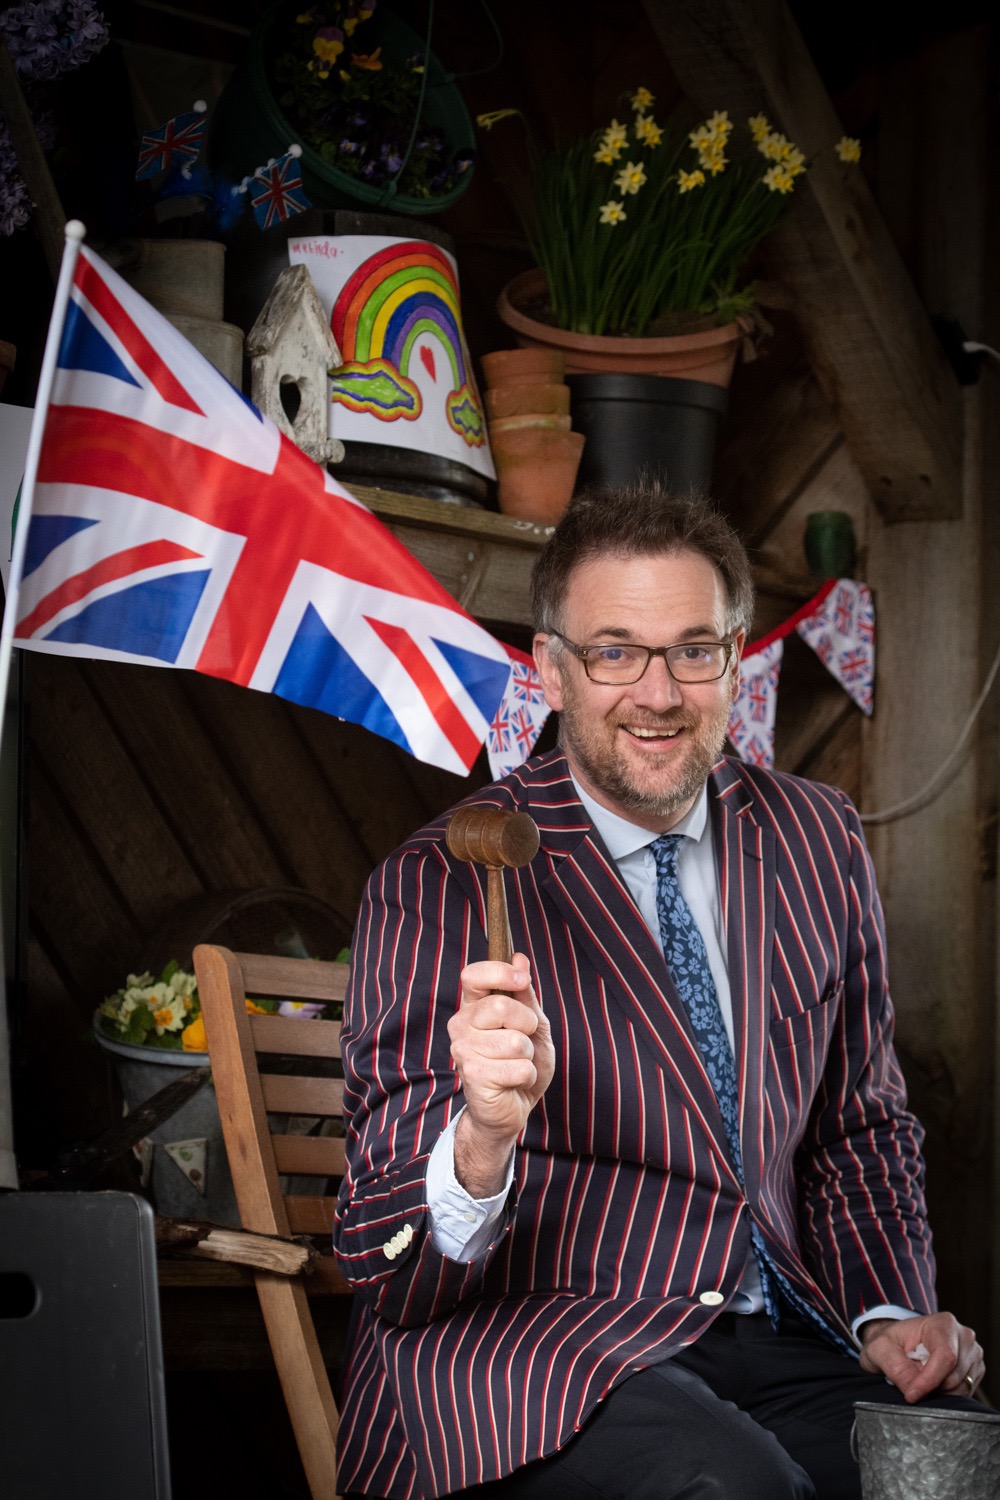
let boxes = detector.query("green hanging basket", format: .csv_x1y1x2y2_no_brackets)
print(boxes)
208,3,476,217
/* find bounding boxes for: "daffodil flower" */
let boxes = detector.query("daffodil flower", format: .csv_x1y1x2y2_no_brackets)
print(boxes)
763,163,796,194
603,118,628,149
835,135,862,163
598,199,627,225
593,142,622,165
748,113,771,143
634,115,663,147
677,168,706,193
614,160,647,195
759,130,794,162
705,109,732,138
631,86,654,111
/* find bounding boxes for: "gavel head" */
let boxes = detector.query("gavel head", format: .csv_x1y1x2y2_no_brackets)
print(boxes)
446,806,540,870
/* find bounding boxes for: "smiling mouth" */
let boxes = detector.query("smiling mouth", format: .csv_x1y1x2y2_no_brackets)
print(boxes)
622,725,683,740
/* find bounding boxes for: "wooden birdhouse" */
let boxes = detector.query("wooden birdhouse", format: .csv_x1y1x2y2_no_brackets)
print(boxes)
247,263,345,467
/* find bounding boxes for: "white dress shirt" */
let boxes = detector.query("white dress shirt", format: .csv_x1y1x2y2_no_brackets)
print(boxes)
424,774,912,1338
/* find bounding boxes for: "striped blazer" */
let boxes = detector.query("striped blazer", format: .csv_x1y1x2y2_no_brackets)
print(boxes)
332,751,936,1499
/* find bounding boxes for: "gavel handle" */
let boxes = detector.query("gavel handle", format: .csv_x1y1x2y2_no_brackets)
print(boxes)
486,866,513,966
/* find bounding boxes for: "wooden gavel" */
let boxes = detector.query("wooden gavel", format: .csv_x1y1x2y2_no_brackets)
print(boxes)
446,807,540,964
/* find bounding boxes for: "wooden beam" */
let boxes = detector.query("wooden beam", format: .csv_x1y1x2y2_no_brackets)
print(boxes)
641,0,964,523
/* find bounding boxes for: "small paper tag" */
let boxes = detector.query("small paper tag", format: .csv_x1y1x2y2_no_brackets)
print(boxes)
164,1137,208,1195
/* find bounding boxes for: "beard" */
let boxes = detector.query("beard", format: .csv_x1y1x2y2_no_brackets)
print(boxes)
557,678,732,824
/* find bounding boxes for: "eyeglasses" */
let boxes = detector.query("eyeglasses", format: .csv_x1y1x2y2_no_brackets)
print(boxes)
550,633,735,685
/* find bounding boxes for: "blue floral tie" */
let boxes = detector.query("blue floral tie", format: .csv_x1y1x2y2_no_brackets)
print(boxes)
650,833,849,1351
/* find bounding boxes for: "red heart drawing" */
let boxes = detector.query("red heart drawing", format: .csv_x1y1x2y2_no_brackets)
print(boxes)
419,345,437,382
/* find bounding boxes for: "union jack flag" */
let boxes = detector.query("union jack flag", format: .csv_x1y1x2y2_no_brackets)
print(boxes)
728,639,782,769
487,645,551,779
12,243,513,776
135,108,207,181
251,150,311,229
796,579,874,715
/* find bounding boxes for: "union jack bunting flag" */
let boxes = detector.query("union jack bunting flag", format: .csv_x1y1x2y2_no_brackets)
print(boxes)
728,639,783,768
135,107,207,181
11,241,513,775
486,645,551,779
795,579,875,714
250,150,311,229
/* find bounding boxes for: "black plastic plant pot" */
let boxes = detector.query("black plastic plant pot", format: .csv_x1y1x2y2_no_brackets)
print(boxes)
566,373,728,494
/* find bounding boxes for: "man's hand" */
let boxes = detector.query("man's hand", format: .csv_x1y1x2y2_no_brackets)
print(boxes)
859,1312,985,1402
447,954,555,1198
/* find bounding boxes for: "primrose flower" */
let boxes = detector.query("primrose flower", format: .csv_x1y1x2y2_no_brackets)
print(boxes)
748,113,771,143
593,142,621,165
152,995,187,1034
631,86,654,111
835,135,862,163
763,163,796,194
677,168,706,193
614,160,647,195
598,199,627,225
634,114,663,147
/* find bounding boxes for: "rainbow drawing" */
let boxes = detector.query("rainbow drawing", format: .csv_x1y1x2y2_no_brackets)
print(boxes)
329,241,486,447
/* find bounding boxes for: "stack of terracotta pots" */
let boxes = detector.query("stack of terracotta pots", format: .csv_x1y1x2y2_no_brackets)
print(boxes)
481,348,585,525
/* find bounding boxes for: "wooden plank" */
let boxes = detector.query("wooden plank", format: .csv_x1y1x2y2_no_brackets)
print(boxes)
272,1134,345,1177
85,661,291,894
239,953,347,1003
285,1196,340,1237
26,656,202,931
641,0,963,522
262,1075,344,1116
250,1013,342,1058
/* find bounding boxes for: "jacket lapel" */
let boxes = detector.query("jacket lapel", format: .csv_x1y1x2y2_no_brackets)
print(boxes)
711,759,776,1202
530,757,736,1176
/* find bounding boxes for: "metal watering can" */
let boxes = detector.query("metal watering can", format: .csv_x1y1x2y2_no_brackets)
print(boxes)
853,1401,1000,1498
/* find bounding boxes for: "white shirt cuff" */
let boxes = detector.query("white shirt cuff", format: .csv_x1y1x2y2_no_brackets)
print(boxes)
425,1110,514,1262
851,1305,920,1344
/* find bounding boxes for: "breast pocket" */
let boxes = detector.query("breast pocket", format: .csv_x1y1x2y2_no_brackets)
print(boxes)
769,983,843,1054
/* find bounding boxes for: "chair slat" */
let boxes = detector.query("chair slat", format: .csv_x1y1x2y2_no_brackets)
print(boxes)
250,1013,342,1057
237,953,349,1003
261,1075,344,1115
285,1195,339,1236
273,1134,346,1177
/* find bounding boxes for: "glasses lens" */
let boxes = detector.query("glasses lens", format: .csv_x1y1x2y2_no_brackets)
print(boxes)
666,644,729,681
584,644,649,683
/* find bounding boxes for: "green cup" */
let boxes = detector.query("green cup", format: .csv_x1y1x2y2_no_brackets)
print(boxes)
804,510,856,581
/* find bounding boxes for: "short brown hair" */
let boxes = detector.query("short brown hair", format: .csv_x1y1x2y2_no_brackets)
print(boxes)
531,483,754,637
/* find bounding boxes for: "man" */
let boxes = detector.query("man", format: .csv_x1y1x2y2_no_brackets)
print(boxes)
333,485,983,1500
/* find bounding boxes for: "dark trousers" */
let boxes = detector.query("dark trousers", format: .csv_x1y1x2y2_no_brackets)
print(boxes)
440,1312,982,1500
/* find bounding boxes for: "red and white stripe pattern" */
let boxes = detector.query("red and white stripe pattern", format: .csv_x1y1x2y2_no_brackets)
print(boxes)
332,751,935,1498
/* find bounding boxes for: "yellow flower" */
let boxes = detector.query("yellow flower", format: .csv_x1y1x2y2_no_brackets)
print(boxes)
182,1016,207,1052
593,142,621,165
351,47,383,70
245,998,270,1015
614,160,647,195
598,199,627,225
634,114,663,148
153,1007,173,1029
835,135,862,163
312,33,343,65
603,118,628,149
631,86,654,111
748,113,771,143
758,130,798,162
763,163,796,194
783,145,807,177
677,168,706,193
705,109,732,139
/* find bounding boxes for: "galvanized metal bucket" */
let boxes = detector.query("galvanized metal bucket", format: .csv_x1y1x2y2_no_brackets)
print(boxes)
853,1401,1000,1499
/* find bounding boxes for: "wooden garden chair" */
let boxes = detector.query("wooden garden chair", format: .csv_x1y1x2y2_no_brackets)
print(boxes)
193,943,350,1500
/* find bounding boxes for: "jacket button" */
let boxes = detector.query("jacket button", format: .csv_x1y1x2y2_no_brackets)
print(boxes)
402,1223,414,1243
382,1242,397,1260
699,1290,725,1306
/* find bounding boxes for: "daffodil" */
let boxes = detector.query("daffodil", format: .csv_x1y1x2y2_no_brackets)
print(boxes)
758,130,794,162
634,114,663,147
835,135,862,163
603,118,628,150
677,168,706,193
598,199,627,225
593,142,621,165
614,160,647,195
763,163,796,194
748,113,771,143
631,86,654,111
705,109,732,140
783,145,806,177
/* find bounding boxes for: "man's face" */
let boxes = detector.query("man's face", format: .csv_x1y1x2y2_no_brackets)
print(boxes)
532,549,744,832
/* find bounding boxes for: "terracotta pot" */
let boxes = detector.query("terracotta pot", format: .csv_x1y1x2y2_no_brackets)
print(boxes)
481,346,565,388
485,382,571,420
490,413,572,434
491,427,585,526
497,269,743,386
